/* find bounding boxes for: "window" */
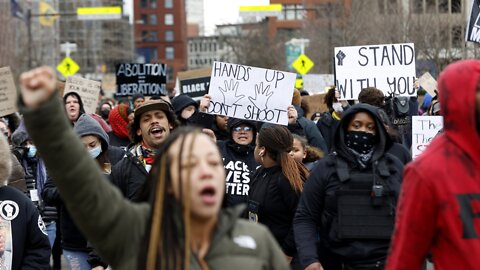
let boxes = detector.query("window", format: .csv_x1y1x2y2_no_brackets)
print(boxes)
140,0,147,8
150,31,158,42
279,4,304,20
426,0,436,13
165,30,174,41
150,0,157,8
451,0,461,13
141,31,148,42
438,0,448,13
150,14,157,25
166,46,175,59
165,0,173,8
141,14,148,24
165,14,174,25
411,0,423,14
451,25,463,48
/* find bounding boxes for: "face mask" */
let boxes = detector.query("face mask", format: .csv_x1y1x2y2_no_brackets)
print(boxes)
346,131,376,154
88,146,102,159
100,109,110,119
332,102,343,113
27,145,37,158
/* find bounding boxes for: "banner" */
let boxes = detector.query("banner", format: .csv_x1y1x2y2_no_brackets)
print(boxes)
64,76,101,115
177,67,211,99
116,63,167,97
334,43,416,100
466,0,480,43
411,116,443,159
302,74,334,94
208,61,296,125
0,67,18,117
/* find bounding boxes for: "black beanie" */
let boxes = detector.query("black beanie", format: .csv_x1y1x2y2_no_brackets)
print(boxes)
171,94,198,115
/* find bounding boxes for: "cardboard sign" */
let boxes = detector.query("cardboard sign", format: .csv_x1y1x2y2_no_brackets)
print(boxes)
334,43,416,100
64,76,101,115
116,63,167,96
417,72,437,96
0,67,18,117
178,68,211,99
411,116,443,159
208,61,296,125
302,74,334,94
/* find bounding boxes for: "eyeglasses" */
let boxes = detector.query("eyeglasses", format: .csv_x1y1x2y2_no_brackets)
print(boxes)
232,126,252,132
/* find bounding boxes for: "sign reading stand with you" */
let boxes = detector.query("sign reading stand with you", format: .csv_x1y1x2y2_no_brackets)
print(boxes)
207,61,296,125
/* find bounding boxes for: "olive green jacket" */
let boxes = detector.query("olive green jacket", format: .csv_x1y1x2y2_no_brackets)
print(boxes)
21,95,289,270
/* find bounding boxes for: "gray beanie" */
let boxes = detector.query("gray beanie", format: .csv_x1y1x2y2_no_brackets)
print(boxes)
74,114,110,152
0,135,12,185
11,121,30,147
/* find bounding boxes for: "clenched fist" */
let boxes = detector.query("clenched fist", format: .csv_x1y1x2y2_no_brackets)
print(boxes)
19,66,57,109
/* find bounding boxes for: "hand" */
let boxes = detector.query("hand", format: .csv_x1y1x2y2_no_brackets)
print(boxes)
200,94,211,112
219,79,245,105
202,128,216,142
19,66,57,109
248,82,273,111
305,262,324,270
91,267,105,270
287,105,298,125
285,255,293,264
413,78,420,91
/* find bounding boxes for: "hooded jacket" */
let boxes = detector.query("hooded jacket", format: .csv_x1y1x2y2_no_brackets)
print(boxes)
386,60,480,270
20,93,289,270
294,104,404,268
217,118,258,207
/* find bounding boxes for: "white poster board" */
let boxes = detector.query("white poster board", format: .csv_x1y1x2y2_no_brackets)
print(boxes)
64,76,101,114
334,43,416,100
411,116,443,159
302,74,334,94
417,72,437,96
0,67,18,117
208,61,296,125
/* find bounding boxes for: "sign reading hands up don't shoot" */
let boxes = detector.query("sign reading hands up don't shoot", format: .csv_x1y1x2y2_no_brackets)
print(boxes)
207,61,296,125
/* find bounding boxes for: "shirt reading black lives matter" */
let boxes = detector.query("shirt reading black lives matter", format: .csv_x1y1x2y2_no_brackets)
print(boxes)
217,141,258,207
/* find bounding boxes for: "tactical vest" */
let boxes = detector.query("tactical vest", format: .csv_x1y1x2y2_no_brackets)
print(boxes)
335,158,396,240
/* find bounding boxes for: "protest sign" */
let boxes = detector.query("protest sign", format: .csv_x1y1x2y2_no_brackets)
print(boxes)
208,61,296,125
64,76,101,115
178,67,211,99
302,74,334,94
116,63,167,96
417,72,437,96
0,67,18,117
411,115,443,159
334,43,416,100
466,0,480,43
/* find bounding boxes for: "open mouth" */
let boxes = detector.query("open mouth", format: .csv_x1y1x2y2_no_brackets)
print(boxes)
150,126,166,137
200,186,217,205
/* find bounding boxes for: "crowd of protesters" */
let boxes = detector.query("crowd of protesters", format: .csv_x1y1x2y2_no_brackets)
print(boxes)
0,59,478,270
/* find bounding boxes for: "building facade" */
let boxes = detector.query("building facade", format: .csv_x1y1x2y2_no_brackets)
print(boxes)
134,0,187,92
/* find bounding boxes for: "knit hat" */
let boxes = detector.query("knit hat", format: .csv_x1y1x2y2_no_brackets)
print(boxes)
132,93,145,103
11,121,30,147
171,94,198,116
74,114,110,152
0,134,12,185
292,88,302,106
109,104,131,139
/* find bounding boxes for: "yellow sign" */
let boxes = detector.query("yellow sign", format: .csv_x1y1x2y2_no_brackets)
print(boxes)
77,6,122,20
57,57,80,77
295,78,303,89
39,1,59,27
292,54,314,75
239,4,282,12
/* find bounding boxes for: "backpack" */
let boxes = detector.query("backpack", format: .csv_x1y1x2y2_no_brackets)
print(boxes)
384,94,410,126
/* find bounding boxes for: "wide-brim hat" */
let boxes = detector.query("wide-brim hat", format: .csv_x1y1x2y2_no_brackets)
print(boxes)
134,99,173,120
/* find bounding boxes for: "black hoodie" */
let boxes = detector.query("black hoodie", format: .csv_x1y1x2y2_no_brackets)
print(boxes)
293,104,404,268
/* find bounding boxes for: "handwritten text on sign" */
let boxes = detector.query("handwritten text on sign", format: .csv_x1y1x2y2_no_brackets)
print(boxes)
208,62,296,125
334,43,416,100
0,67,17,117
411,116,443,159
64,76,101,115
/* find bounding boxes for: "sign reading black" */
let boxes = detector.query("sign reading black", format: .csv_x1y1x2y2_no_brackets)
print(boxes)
466,0,480,44
116,63,167,96
179,76,210,98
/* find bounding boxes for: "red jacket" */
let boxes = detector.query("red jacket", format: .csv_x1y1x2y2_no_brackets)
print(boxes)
386,60,480,270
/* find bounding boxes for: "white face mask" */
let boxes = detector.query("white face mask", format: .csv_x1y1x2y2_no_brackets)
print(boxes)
88,146,102,159
332,102,343,113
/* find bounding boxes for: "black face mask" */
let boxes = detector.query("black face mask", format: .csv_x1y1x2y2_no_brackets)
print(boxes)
346,131,376,154
100,109,110,120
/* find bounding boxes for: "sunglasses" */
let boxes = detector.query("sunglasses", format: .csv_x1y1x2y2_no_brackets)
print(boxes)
232,126,252,132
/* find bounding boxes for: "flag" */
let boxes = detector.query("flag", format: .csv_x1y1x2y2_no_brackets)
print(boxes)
466,0,480,43
10,0,25,20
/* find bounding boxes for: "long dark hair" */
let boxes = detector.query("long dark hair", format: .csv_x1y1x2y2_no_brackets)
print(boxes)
257,126,309,193
137,126,204,270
